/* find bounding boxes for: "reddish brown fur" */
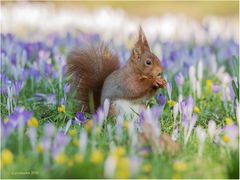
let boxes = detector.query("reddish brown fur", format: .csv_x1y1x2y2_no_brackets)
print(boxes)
67,27,166,114
66,43,119,112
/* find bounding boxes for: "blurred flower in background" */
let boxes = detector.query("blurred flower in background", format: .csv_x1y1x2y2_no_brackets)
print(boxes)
1,1,238,43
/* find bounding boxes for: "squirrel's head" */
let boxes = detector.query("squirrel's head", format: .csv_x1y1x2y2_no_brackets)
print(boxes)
130,26,166,88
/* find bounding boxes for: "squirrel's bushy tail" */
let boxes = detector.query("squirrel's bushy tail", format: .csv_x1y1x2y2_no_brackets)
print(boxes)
67,43,119,112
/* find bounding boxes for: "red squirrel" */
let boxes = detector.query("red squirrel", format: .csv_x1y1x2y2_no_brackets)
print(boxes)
67,26,166,115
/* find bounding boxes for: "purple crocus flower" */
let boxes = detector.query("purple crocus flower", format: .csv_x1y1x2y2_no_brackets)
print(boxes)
157,93,166,106
52,131,70,156
10,53,17,65
93,107,105,126
6,107,33,128
64,84,70,94
182,115,188,128
29,68,41,80
151,106,162,119
222,124,238,149
212,84,221,93
43,63,54,77
139,112,144,126
46,93,56,105
60,97,65,105
54,131,70,146
180,100,187,116
184,114,197,145
44,123,56,137
186,96,194,118
224,125,238,140
38,50,50,60
187,96,194,108
27,93,56,105
52,71,58,79
229,82,236,101
40,137,52,152
0,73,10,94
22,68,41,81
75,112,86,124
1,48,7,56
175,72,184,87
13,80,24,96
1,120,13,138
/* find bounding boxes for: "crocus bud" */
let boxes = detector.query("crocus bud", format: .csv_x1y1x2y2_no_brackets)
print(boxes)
196,126,206,158
175,72,184,87
44,123,56,138
64,84,70,94
208,120,216,140
103,98,110,118
166,82,172,99
157,93,166,106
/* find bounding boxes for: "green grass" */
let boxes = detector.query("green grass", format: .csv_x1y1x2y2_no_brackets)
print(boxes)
1,73,239,178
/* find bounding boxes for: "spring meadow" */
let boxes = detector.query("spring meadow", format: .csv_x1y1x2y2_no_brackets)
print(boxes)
0,1,239,179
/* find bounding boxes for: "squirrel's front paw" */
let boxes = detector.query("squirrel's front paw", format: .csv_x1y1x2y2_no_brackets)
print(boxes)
153,78,166,88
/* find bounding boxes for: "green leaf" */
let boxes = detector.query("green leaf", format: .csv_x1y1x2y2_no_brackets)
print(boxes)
232,80,239,100
232,56,239,82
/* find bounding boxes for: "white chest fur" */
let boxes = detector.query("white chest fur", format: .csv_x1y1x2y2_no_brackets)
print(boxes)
111,99,146,118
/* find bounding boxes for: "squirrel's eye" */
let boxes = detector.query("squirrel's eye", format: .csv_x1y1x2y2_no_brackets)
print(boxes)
158,72,163,77
145,59,152,65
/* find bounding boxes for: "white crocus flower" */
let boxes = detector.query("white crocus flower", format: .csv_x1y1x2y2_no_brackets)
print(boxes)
173,102,179,126
104,155,117,178
79,129,88,155
189,66,196,98
208,120,216,140
167,82,172,100
196,126,206,158
64,119,72,135
197,60,203,81
103,98,110,118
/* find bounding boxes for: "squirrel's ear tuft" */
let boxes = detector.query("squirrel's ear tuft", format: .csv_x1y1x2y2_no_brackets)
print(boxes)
134,26,150,54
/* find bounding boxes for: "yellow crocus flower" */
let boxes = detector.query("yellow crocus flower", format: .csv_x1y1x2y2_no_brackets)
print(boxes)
90,149,104,164
1,149,13,167
28,117,39,127
57,105,65,113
